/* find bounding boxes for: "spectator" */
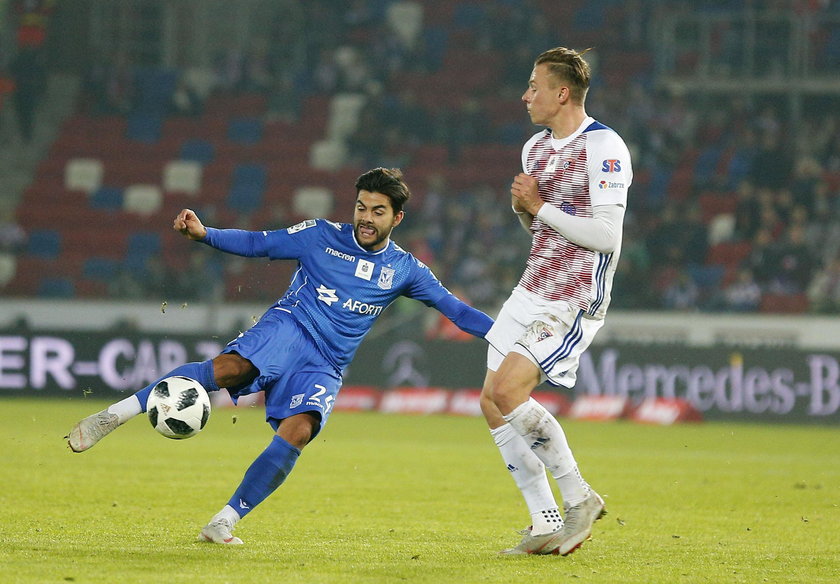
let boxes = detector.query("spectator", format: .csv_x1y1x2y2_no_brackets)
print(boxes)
807,256,840,313
10,46,47,141
662,269,700,310
719,268,763,312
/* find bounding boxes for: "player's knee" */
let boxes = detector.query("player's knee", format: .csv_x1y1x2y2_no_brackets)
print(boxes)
479,387,506,426
212,354,257,388
276,413,319,449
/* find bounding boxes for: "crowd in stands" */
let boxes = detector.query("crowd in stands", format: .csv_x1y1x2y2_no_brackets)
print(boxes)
3,0,840,318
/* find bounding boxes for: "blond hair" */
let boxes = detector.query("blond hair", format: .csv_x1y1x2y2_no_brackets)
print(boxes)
535,47,592,104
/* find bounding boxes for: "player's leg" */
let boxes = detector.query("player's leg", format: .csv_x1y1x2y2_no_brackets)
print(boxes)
482,309,563,554
199,324,341,545
198,412,317,545
495,316,607,555
66,354,254,452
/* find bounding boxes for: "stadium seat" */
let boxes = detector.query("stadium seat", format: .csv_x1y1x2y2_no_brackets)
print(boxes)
309,139,348,171
82,257,120,282
37,276,75,298
226,182,265,215
162,160,203,195
180,139,215,164
293,186,334,218
126,113,163,143
0,253,16,288
27,229,62,259
706,241,752,268
128,231,162,256
386,1,423,48
759,293,810,314
133,67,179,113
227,117,264,144
89,186,125,210
123,184,163,216
64,158,104,193
326,93,367,140
707,213,735,245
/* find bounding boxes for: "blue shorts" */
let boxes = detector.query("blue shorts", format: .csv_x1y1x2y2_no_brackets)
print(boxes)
221,307,342,438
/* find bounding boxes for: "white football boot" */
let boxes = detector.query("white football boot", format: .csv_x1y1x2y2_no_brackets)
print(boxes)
198,518,244,545
499,525,565,555
555,490,607,555
66,409,120,453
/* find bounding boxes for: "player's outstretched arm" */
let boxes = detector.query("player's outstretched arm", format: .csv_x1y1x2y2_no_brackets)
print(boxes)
433,294,494,339
173,207,276,258
173,208,208,241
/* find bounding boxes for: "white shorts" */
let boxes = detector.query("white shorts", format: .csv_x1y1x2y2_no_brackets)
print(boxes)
486,287,604,388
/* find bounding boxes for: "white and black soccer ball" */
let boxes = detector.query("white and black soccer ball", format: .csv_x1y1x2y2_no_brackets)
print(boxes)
147,376,211,439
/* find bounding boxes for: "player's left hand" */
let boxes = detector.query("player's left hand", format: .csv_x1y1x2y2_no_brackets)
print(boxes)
173,208,208,240
511,173,543,216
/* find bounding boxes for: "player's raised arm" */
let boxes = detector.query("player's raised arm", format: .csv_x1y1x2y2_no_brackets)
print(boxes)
173,208,208,240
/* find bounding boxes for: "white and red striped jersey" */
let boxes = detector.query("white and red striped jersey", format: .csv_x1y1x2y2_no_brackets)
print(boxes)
517,117,632,319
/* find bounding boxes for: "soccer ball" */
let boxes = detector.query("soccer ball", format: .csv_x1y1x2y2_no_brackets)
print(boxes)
147,376,211,439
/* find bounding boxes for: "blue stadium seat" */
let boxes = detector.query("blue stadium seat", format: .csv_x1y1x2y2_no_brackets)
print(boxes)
83,257,120,282
133,67,179,113
180,139,215,164
127,231,162,256
226,163,266,213
38,277,75,298
228,117,264,144
126,112,162,143
227,182,265,214
90,186,125,210
27,229,61,259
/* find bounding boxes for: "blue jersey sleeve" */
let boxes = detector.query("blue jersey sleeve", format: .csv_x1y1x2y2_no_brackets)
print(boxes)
201,220,320,260
402,257,493,339
433,294,494,339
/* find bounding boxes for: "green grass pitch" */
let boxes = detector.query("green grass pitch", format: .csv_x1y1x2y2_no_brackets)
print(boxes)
1,397,838,584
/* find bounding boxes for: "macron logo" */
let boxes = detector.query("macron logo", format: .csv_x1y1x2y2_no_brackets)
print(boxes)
316,285,339,306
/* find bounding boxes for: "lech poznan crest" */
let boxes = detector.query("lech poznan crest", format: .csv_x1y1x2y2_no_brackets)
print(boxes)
378,266,395,290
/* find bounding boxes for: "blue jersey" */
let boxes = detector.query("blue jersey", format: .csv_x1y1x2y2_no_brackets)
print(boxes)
203,219,491,371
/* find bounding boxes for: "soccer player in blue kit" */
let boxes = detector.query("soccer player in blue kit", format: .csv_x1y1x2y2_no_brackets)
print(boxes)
66,167,494,544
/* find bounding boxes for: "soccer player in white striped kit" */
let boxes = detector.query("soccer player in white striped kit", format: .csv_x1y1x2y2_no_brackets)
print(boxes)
480,47,632,555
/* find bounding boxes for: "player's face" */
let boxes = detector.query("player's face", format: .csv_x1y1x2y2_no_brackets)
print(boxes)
522,64,563,126
353,190,404,251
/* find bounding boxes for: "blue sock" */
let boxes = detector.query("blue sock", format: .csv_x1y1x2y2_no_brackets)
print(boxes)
227,435,301,518
134,360,218,412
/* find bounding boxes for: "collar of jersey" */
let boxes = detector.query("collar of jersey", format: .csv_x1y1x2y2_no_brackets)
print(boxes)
549,116,594,149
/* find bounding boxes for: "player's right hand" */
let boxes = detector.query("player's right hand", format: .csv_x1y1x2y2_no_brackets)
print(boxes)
173,208,208,240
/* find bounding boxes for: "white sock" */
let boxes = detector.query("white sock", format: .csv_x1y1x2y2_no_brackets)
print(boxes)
554,466,590,508
504,399,589,507
107,395,142,424
491,420,561,535
214,504,241,526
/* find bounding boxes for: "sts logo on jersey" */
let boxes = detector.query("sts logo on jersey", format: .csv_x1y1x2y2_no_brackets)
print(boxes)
601,159,622,173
